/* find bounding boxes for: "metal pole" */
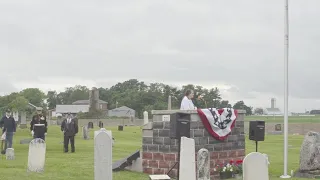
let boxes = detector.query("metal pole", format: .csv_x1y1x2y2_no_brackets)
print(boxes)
280,0,290,178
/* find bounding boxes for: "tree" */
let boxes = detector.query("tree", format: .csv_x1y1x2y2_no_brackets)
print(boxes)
7,96,29,112
233,100,253,115
20,88,46,107
254,108,264,115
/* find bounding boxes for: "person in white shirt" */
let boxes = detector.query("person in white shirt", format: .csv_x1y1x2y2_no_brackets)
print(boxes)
180,89,197,110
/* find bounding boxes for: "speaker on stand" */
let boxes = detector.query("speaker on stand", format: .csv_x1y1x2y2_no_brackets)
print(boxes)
249,120,265,152
166,112,191,180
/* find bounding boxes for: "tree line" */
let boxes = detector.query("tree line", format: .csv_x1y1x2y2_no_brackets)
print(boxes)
0,79,253,118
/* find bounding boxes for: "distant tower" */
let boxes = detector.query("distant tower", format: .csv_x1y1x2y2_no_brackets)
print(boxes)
271,98,276,108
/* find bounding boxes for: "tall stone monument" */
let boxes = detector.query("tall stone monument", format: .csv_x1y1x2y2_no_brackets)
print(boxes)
89,87,99,112
168,96,171,110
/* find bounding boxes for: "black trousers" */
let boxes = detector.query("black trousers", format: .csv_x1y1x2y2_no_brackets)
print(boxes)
64,135,75,152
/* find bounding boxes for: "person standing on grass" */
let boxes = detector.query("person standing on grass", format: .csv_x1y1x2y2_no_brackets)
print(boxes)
0,109,16,154
61,112,78,153
30,107,47,140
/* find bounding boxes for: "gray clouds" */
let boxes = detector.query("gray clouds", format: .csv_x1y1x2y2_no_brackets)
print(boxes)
1,0,320,111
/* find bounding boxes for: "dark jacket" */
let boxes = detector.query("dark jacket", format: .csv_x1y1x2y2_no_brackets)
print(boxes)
30,114,48,132
61,118,78,136
0,116,16,133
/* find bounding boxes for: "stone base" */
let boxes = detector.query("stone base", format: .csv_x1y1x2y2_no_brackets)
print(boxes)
149,175,171,180
19,124,27,129
295,170,320,178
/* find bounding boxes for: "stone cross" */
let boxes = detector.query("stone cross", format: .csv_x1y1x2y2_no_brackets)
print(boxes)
197,148,210,180
94,128,113,180
27,138,46,172
6,148,15,160
243,152,269,180
168,95,172,110
179,137,196,180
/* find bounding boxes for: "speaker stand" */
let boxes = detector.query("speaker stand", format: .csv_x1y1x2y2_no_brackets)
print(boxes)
255,141,258,152
167,138,181,180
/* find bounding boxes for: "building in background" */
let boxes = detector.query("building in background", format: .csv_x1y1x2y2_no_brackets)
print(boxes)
264,98,283,115
72,99,108,110
108,106,135,117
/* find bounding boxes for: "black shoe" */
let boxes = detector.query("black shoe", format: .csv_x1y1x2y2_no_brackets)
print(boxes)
71,150,75,153
1,150,5,154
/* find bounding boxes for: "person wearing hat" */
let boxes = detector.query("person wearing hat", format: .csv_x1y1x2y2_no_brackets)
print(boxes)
0,109,16,154
61,112,78,153
30,107,47,140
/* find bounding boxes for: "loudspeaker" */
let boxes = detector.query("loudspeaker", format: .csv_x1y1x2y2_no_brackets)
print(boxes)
169,112,191,139
249,120,265,141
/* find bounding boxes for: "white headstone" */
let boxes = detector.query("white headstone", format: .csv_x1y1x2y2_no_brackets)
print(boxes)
162,115,170,122
27,138,46,172
20,111,27,124
179,137,196,180
94,128,113,180
6,148,15,160
12,111,19,122
83,126,90,140
243,152,269,180
149,174,171,180
197,148,210,180
143,111,148,125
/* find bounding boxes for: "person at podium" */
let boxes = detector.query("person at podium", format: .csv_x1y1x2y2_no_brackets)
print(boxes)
30,107,47,140
180,89,202,110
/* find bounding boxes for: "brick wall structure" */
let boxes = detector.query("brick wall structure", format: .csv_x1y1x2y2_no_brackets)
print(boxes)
142,109,246,179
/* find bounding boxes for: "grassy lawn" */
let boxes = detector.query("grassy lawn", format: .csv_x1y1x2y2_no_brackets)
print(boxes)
0,126,308,180
245,115,320,123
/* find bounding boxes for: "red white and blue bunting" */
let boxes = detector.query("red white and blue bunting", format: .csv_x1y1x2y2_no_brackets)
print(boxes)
197,108,238,141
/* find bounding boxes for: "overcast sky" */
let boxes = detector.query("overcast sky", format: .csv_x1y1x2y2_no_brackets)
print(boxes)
1,0,320,112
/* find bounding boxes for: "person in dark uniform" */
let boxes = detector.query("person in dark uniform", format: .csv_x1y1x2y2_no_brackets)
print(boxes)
0,109,16,154
30,107,47,140
61,113,78,153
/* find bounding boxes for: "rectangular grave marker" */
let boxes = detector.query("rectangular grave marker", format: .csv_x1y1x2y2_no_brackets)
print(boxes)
179,137,196,180
6,148,15,160
27,138,46,172
243,152,269,180
94,128,113,180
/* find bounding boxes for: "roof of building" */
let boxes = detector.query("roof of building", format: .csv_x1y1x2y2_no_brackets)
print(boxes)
55,105,89,113
110,106,134,111
265,108,281,112
72,99,108,105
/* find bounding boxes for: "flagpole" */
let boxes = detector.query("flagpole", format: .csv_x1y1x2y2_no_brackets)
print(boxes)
280,0,290,178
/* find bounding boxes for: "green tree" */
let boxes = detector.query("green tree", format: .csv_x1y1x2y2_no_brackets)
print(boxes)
233,100,253,115
7,96,29,112
20,88,46,107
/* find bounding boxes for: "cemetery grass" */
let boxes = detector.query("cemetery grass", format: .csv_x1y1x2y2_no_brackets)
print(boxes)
0,126,308,180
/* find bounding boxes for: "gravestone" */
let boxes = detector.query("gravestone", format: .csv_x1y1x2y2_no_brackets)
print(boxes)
275,124,282,131
88,122,94,129
83,126,90,140
168,95,172,110
143,111,148,125
149,175,171,180
20,138,33,144
6,148,15,160
98,121,104,128
20,111,27,128
197,148,210,180
94,128,113,180
243,152,269,180
27,138,46,172
179,137,196,180
295,131,320,178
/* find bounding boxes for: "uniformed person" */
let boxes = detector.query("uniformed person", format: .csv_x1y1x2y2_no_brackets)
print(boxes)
30,107,47,140
61,113,78,153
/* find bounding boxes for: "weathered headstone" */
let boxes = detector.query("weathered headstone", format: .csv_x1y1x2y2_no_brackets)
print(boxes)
83,126,90,140
275,124,282,131
295,131,320,178
88,122,94,129
6,148,15,160
168,95,172,110
179,137,196,180
94,128,113,180
27,138,46,172
98,121,104,128
197,148,210,180
20,111,27,128
143,111,148,125
243,152,269,180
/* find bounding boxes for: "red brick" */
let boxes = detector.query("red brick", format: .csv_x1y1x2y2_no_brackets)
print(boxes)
143,168,153,174
215,159,224,166
164,153,176,161
228,150,237,158
219,152,228,158
153,168,165,174
143,152,153,160
159,161,170,168
169,161,179,170
153,153,164,160
149,160,159,168
210,160,216,168
236,150,245,157
210,152,219,159
142,159,148,167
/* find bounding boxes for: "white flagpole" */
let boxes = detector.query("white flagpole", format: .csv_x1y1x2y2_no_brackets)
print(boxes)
280,0,290,178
